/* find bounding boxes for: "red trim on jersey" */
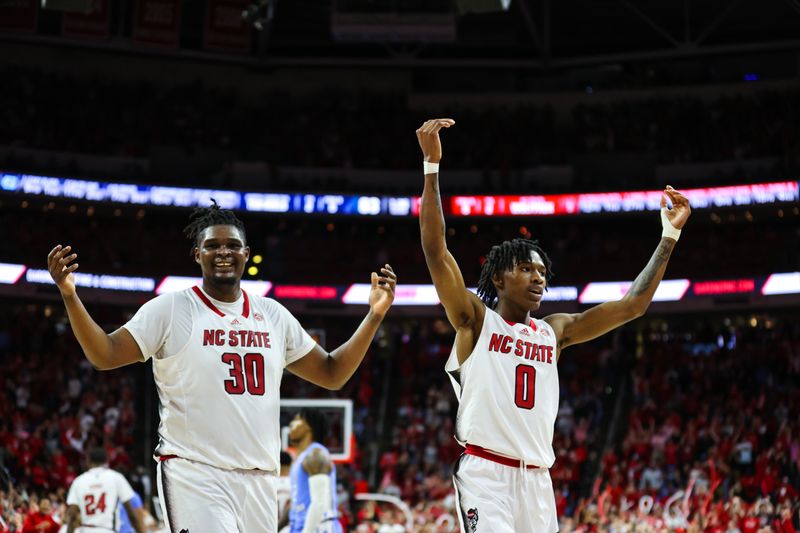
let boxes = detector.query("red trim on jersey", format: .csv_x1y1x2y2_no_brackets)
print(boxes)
192,286,226,317
158,455,178,462
242,290,250,318
502,317,538,332
191,286,250,318
465,444,541,469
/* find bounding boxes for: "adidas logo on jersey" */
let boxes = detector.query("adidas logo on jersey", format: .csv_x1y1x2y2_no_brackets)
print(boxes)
520,327,530,336
231,318,241,326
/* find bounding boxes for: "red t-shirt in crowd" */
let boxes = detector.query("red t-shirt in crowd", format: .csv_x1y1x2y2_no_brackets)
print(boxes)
21,511,59,533
740,516,760,533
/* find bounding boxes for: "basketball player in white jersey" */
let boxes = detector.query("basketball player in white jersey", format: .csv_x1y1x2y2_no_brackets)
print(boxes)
65,448,145,533
47,202,397,533
416,118,691,532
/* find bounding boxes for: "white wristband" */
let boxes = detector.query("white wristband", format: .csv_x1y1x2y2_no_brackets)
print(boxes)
423,161,440,174
660,208,681,241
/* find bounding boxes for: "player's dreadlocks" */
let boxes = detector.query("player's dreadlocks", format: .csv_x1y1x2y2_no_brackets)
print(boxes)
183,199,247,252
476,238,553,309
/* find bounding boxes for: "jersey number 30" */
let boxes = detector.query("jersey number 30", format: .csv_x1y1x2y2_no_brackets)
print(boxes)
514,364,536,409
221,352,265,395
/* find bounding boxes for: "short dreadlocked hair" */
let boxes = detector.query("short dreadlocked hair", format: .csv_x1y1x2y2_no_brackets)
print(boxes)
183,199,247,252
476,238,553,309
298,408,328,444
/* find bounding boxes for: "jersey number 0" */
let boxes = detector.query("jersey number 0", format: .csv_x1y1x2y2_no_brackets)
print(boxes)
514,364,536,409
221,352,266,395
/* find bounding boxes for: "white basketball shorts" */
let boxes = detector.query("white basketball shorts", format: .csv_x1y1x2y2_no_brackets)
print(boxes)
157,456,278,533
453,453,559,533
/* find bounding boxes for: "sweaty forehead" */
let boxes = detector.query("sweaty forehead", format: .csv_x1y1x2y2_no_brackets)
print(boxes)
199,225,245,244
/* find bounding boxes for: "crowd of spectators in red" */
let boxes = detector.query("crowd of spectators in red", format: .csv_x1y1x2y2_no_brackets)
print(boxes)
1,300,797,532
0,303,140,532
565,317,800,532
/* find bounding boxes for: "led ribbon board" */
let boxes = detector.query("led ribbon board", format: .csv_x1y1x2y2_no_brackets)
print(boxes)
2,172,796,218
155,276,272,296
0,173,414,217
5,262,800,302
449,181,799,217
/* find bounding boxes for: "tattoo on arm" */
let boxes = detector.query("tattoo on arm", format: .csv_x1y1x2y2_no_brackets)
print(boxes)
423,176,446,239
630,239,675,296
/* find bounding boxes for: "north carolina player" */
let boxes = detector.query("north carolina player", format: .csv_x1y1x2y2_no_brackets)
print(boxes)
287,409,342,533
416,118,692,532
47,202,397,533
64,448,145,533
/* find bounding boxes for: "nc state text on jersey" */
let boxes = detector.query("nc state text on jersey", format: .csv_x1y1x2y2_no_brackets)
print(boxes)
488,333,553,363
203,329,272,348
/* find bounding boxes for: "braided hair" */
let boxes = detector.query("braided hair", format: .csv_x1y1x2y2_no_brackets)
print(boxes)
476,238,553,309
183,199,247,252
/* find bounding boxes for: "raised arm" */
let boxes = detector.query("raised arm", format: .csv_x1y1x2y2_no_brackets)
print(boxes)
417,119,485,334
47,245,144,370
286,265,396,390
545,186,691,353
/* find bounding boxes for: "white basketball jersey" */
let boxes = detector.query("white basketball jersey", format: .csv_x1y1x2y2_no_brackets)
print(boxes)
124,287,316,472
445,307,559,467
66,466,135,532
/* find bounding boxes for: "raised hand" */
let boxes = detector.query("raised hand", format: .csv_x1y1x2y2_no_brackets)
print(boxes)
661,185,691,229
369,264,397,317
415,118,455,163
47,244,79,297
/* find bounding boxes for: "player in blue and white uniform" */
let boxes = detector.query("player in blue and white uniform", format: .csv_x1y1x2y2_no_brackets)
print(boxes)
287,409,342,533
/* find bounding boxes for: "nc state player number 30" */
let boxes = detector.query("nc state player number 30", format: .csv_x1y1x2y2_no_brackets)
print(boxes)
221,352,266,395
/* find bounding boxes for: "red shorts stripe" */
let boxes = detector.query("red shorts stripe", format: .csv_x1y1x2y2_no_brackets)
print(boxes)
464,445,540,470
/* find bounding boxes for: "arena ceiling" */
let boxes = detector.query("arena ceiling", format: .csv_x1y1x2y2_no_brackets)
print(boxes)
1,0,800,70
269,0,800,67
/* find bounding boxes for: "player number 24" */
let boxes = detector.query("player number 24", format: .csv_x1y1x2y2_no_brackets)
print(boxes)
84,493,107,515
221,352,265,395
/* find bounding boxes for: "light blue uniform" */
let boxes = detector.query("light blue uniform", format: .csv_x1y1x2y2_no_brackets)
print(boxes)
118,492,143,533
289,443,342,533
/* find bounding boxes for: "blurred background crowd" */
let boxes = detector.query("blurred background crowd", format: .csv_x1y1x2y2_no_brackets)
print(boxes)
1,0,799,530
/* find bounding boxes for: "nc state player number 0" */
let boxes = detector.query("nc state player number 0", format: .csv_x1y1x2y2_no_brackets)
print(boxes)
514,364,536,409
221,352,266,395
